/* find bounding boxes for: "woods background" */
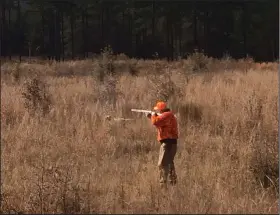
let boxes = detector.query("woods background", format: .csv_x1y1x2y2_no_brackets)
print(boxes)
1,0,279,62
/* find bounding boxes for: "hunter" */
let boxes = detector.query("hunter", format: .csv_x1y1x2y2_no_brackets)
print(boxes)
146,101,178,188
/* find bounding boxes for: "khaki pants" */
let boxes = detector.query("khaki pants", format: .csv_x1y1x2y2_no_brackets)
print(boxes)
158,140,177,186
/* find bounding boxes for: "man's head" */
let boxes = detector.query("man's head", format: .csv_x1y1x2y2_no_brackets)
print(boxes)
153,101,168,113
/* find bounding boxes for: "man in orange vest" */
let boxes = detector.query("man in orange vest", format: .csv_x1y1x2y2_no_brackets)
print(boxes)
146,101,178,188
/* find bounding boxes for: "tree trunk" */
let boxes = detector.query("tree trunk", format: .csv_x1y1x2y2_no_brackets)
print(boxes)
225,6,231,53
166,16,170,61
131,1,135,56
193,2,198,51
242,2,247,57
57,10,61,61
170,21,174,60
17,0,21,61
128,12,132,56
101,6,104,46
135,33,139,55
82,9,86,58
170,4,174,61
273,38,278,61
166,4,174,61
178,17,182,57
41,8,45,58
1,0,6,58
61,11,64,61
70,6,75,59
54,8,61,61
85,8,88,57
48,10,54,60
122,10,126,53
106,6,110,46
54,9,58,61
122,10,125,28
8,4,11,59
152,0,155,41
203,4,209,54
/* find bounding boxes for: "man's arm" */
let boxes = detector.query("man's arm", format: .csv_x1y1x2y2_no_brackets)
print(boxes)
151,113,168,127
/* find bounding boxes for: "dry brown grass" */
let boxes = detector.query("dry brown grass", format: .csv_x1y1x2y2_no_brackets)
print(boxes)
1,56,278,214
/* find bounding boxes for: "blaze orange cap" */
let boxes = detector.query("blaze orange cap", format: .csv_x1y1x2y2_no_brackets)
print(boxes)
153,101,167,111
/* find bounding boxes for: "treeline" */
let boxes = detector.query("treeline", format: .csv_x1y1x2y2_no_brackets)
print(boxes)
0,0,279,61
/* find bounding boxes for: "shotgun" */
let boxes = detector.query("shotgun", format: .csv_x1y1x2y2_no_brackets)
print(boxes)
131,109,161,116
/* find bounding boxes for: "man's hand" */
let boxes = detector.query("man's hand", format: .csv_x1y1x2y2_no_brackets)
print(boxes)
152,112,158,116
146,112,157,119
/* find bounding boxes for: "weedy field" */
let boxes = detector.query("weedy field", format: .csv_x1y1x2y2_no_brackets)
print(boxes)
1,53,278,214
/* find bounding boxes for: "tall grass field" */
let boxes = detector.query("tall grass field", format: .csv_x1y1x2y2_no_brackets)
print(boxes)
1,54,278,214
